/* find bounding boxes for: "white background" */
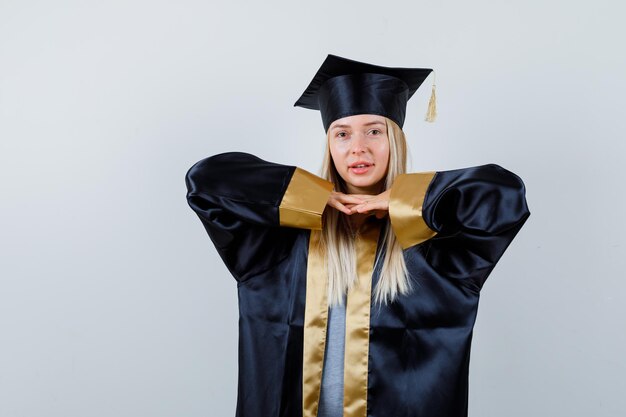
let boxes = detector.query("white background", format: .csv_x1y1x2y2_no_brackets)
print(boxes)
1,1,625,416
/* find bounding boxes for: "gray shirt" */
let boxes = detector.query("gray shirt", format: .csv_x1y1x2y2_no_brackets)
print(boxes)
317,294,346,417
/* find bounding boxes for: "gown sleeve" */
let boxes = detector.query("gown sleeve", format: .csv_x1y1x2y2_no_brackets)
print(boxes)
185,152,334,283
388,163,531,290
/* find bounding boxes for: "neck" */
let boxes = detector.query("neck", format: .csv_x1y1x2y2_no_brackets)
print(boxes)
349,213,371,231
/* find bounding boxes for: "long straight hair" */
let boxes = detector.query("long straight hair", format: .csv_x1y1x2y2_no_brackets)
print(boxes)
319,117,411,308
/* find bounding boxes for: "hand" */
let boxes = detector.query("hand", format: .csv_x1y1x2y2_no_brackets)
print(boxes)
349,189,391,219
327,189,390,219
327,191,366,215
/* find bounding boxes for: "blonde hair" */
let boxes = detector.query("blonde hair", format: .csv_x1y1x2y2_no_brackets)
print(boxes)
319,117,411,308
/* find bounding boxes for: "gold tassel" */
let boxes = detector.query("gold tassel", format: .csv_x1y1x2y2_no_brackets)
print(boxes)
424,71,437,123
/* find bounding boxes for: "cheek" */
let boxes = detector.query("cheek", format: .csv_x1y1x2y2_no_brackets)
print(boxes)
375,143,390,171
328,146,342,175
330,140,351,154
329,144,346,167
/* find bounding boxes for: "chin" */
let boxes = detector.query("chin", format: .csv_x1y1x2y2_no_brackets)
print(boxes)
350,179,376,188
345,176,384,191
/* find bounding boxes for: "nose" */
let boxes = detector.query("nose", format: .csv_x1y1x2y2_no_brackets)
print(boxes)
350,133,368,154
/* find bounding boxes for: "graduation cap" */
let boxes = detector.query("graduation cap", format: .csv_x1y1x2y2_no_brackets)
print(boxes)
294,54,437,132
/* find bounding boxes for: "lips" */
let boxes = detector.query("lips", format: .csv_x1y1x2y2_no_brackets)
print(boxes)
348,161,374,175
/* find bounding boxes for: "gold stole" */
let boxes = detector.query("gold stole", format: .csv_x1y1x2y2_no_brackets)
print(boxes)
302,222,381,417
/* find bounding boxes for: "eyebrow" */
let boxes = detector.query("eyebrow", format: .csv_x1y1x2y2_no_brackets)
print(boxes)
330,121,385,130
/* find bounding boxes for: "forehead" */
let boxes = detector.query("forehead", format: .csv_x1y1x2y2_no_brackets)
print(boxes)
329,114,386,130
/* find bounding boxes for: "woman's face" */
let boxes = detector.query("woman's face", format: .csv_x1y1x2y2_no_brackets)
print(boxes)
328,114,390,195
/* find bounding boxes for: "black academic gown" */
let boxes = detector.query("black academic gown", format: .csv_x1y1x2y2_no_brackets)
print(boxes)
185,152,531,417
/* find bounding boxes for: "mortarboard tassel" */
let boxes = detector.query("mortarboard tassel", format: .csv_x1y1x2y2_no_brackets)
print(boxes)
424,71,437,123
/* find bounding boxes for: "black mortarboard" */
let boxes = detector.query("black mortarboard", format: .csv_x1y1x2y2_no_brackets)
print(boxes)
294,54,436,132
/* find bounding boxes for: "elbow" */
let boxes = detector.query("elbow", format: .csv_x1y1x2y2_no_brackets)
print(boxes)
486,163,531,229
465,163,531,233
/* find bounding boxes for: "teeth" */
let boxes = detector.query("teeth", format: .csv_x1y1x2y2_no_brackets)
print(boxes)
354,164,367,168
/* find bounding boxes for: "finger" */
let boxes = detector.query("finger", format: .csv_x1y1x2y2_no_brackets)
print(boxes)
336,194,367,205
330,200,354,215
375,210,388,219
355,202,384,213
346,193,374,199
353,203,373,214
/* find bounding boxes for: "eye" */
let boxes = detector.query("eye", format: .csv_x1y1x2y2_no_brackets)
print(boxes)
336,131,348,139
369,129,382,135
